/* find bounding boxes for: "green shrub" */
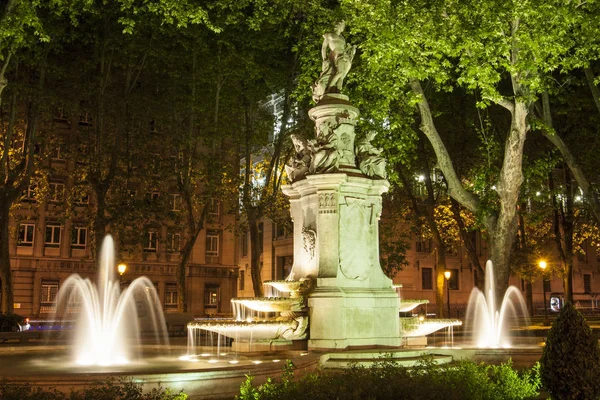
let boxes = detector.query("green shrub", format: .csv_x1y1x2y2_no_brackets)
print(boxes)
540,302,600,400
0,378,187,400
237,356,541,400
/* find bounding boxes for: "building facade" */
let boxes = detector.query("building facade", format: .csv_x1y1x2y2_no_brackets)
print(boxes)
4,117,239,319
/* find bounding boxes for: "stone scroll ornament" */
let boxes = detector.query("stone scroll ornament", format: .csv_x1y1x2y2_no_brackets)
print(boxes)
312,21,356,104
302,226,316,260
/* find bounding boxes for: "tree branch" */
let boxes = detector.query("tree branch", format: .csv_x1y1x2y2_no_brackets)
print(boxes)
409,78,480,214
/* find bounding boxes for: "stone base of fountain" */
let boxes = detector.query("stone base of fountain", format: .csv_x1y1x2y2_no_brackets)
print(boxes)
308,287,401,350
231,339,307,353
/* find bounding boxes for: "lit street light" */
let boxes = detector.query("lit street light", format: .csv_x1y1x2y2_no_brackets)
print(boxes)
117,263,127,276
444,270,451,318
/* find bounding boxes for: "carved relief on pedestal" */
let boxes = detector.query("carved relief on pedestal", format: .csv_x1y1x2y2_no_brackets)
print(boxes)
318,191,337,214
339,196,370,281
302,226,317,260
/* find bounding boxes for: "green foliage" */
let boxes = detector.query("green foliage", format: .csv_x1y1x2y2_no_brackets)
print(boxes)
237,357,541,400
540,302,600,400
0,378,187,400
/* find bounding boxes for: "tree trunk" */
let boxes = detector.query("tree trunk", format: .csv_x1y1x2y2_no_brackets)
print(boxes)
450,198,484,288
0,201,13,313
539,91,600,226
518,211,533,316
248,209,263,297
433,245,447,318
562,167,574,303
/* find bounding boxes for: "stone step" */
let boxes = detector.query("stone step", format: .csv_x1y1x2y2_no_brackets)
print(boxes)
319,351,453,369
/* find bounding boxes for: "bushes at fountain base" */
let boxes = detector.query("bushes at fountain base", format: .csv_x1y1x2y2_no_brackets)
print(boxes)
238,358,541,400
0,378,187,400
540,301,600,400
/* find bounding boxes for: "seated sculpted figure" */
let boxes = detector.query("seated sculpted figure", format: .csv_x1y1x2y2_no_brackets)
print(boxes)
309,120,339,173
312,21,357,103
355,131,387,179
285,134,312,182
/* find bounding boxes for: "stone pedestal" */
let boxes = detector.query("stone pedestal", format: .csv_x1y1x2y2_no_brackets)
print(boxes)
308,288,401,349
283,173,400,350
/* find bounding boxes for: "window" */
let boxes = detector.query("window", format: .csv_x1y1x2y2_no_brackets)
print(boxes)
209,198,220,217
241,232,248,257
584,274,592,293
145,191,159,204
422,268,433,290
144,230,158,252
448,269,459,290
40,280,59,312
22,185,36,202
71,227,87,249
165,283,178,309
18,224,35,247
45,224,62,248
49,182,65,202
166,232,180,252
50,145,65,160
416,238,431,253
169,194,182,211
79,112,92,126
74,192,89,205
206,231,219,257
239,270,245,291
204,284,219,311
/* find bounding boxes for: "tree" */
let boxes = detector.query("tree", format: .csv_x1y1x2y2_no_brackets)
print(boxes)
344,0,593,298
541,302,600,400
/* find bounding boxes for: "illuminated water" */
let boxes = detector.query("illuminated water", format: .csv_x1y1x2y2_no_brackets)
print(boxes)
54,235,168,365
465,260,529,348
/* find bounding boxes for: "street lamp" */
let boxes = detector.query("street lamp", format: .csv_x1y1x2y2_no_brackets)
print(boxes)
539,260,548,324
444,270,452,318
117,262,127,276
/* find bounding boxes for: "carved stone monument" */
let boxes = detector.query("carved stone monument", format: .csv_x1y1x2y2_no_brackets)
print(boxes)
282,23,399,350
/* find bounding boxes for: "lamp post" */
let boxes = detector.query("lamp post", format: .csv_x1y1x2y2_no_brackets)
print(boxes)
444,270,451,318
117,262,127,285
539,260,548,324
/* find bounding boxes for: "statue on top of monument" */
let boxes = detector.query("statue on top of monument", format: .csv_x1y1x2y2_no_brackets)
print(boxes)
312,21,357,103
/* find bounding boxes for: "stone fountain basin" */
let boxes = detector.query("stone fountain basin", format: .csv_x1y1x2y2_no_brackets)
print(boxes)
399,299,430,312
0,344,320,399
264,280,310,294
401,318,463,337
231,297,303,312
189,319,300,341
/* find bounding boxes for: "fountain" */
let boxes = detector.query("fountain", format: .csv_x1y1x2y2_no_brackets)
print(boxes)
186,22,462,355
53,235,169,365
465,260,529,348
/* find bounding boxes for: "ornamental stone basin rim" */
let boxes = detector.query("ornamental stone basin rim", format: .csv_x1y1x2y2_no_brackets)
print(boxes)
402,318,463,337
188,319,301,341
264,280,308,293
399,299,430,312
231,297,303,312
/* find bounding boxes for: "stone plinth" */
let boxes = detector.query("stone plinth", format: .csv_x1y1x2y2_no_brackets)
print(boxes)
308,287,400,349
283,173,400,350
